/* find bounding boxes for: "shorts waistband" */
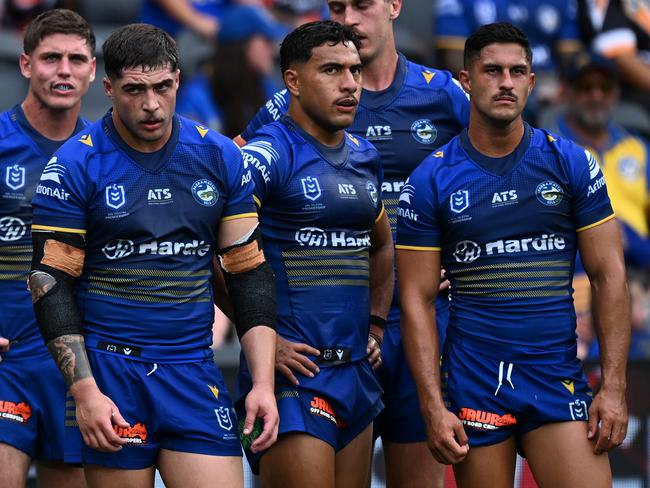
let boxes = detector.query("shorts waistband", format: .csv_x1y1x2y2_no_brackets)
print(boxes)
446,331,578,364
85,337,213,363
316,347,352,366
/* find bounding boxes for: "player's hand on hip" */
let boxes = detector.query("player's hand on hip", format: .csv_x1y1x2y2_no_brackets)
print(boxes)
0,337,10,361
71,378,129,452
275,335,320,385
244,383,279,453
367,323,383,369
588,386,628,454
424,407,469,464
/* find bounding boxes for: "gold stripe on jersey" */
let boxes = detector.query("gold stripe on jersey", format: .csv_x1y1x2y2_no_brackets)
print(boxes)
576,213,616,232
0,246,31,279
87,286,211,303
31,224,86,234
455,290,570,298
92,268,210,278
287,278,369,287
454,280,570,289
454,270,570,281
395,245,441,251
220,212,258,222
283,247,369,287
451,260,571,275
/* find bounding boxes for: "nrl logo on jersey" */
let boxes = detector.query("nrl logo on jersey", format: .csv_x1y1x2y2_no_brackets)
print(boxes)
105,184,126,210
5,164,25,190
301,176,322,201
450,189,469,213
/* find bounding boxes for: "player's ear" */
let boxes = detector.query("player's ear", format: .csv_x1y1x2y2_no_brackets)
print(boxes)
389,0,402,21
103,77,113,99
284,69,300,97
459,70,471,95
528,71,535,95
19,53,32,79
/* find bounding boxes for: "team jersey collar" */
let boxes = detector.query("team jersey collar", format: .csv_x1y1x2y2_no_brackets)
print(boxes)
11,104,86,156
281,115,349,168
359,53,408,110
103,109,180,173
460,122,532,176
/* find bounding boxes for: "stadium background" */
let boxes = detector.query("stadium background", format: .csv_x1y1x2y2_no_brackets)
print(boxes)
1,0,647,486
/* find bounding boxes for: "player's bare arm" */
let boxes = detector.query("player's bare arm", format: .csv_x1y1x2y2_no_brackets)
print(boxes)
397,248,469,464
29,230,128,453
578,218,631,454
217,216,279,453
367,208,394,368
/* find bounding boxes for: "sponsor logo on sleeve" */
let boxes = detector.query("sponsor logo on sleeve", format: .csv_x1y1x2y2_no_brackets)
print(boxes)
586,149,600,180
242,140,279,184
40,157,65,183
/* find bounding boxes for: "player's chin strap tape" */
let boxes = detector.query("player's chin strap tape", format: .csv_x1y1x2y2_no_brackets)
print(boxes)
218,226,276,339
29,231,85,344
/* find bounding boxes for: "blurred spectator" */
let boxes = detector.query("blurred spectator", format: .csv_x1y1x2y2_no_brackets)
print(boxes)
548,56,650,358
176,5,285,136
434,0,583,115
577,0,650,114
269,0,328,27
550,56,650,270
2,0,77,31
139,0,265,40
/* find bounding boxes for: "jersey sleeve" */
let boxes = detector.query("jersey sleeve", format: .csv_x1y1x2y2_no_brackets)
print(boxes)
240,89,289,143
31,152,88,234
395,160,441,250
241,134,287,207
446,75,471,128
220,139,257,221
434,0,470,49
372,146,385,222
567,145,615,231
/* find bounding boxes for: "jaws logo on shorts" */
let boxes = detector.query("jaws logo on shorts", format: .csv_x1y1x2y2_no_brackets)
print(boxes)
458,407,517,431
0,400,32,423
114,422,148,444
309,396,344,427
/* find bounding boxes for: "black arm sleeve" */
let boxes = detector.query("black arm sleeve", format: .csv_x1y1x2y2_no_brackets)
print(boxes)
29,231,85,343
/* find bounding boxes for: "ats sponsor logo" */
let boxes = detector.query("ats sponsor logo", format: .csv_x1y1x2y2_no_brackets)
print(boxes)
295,227,371,248
102,238,210,260
147,188,173,205
453,234,566,263
365,125,392,141
338,183,357,200
0,216,26,242
114,422,148,444
458,408,517,431
492,190,518,207
0,400,32,423
310,396,344,427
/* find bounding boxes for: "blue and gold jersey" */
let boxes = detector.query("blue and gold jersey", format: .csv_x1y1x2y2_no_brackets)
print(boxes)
241,54,470,311
0,105,87,352
242,116,383,362
397,125,614,358
32,112,255,362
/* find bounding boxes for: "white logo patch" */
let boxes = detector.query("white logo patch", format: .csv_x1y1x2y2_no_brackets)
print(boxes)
5,164,25,190
40,157,65,184
0,216,26,242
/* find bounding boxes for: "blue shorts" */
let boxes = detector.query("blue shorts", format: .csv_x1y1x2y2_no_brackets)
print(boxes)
238,359,383,473
374,298,449,443
0,336,72,462
65,351,241,469
442,337,592,449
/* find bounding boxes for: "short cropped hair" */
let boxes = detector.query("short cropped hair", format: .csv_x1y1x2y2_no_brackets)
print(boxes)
280,20,360,74
102,23,179,79
464,22,532,69
23,9,95,55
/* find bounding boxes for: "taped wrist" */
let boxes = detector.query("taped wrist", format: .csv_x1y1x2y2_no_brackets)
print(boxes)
30,231,85,343
218,227,276,339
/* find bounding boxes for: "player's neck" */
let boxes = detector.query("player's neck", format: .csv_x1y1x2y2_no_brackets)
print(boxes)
111,109,172,153
21,95,80,141
467,115,525,157
361,45,399,92
287,105,345,147
565,115,610,151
